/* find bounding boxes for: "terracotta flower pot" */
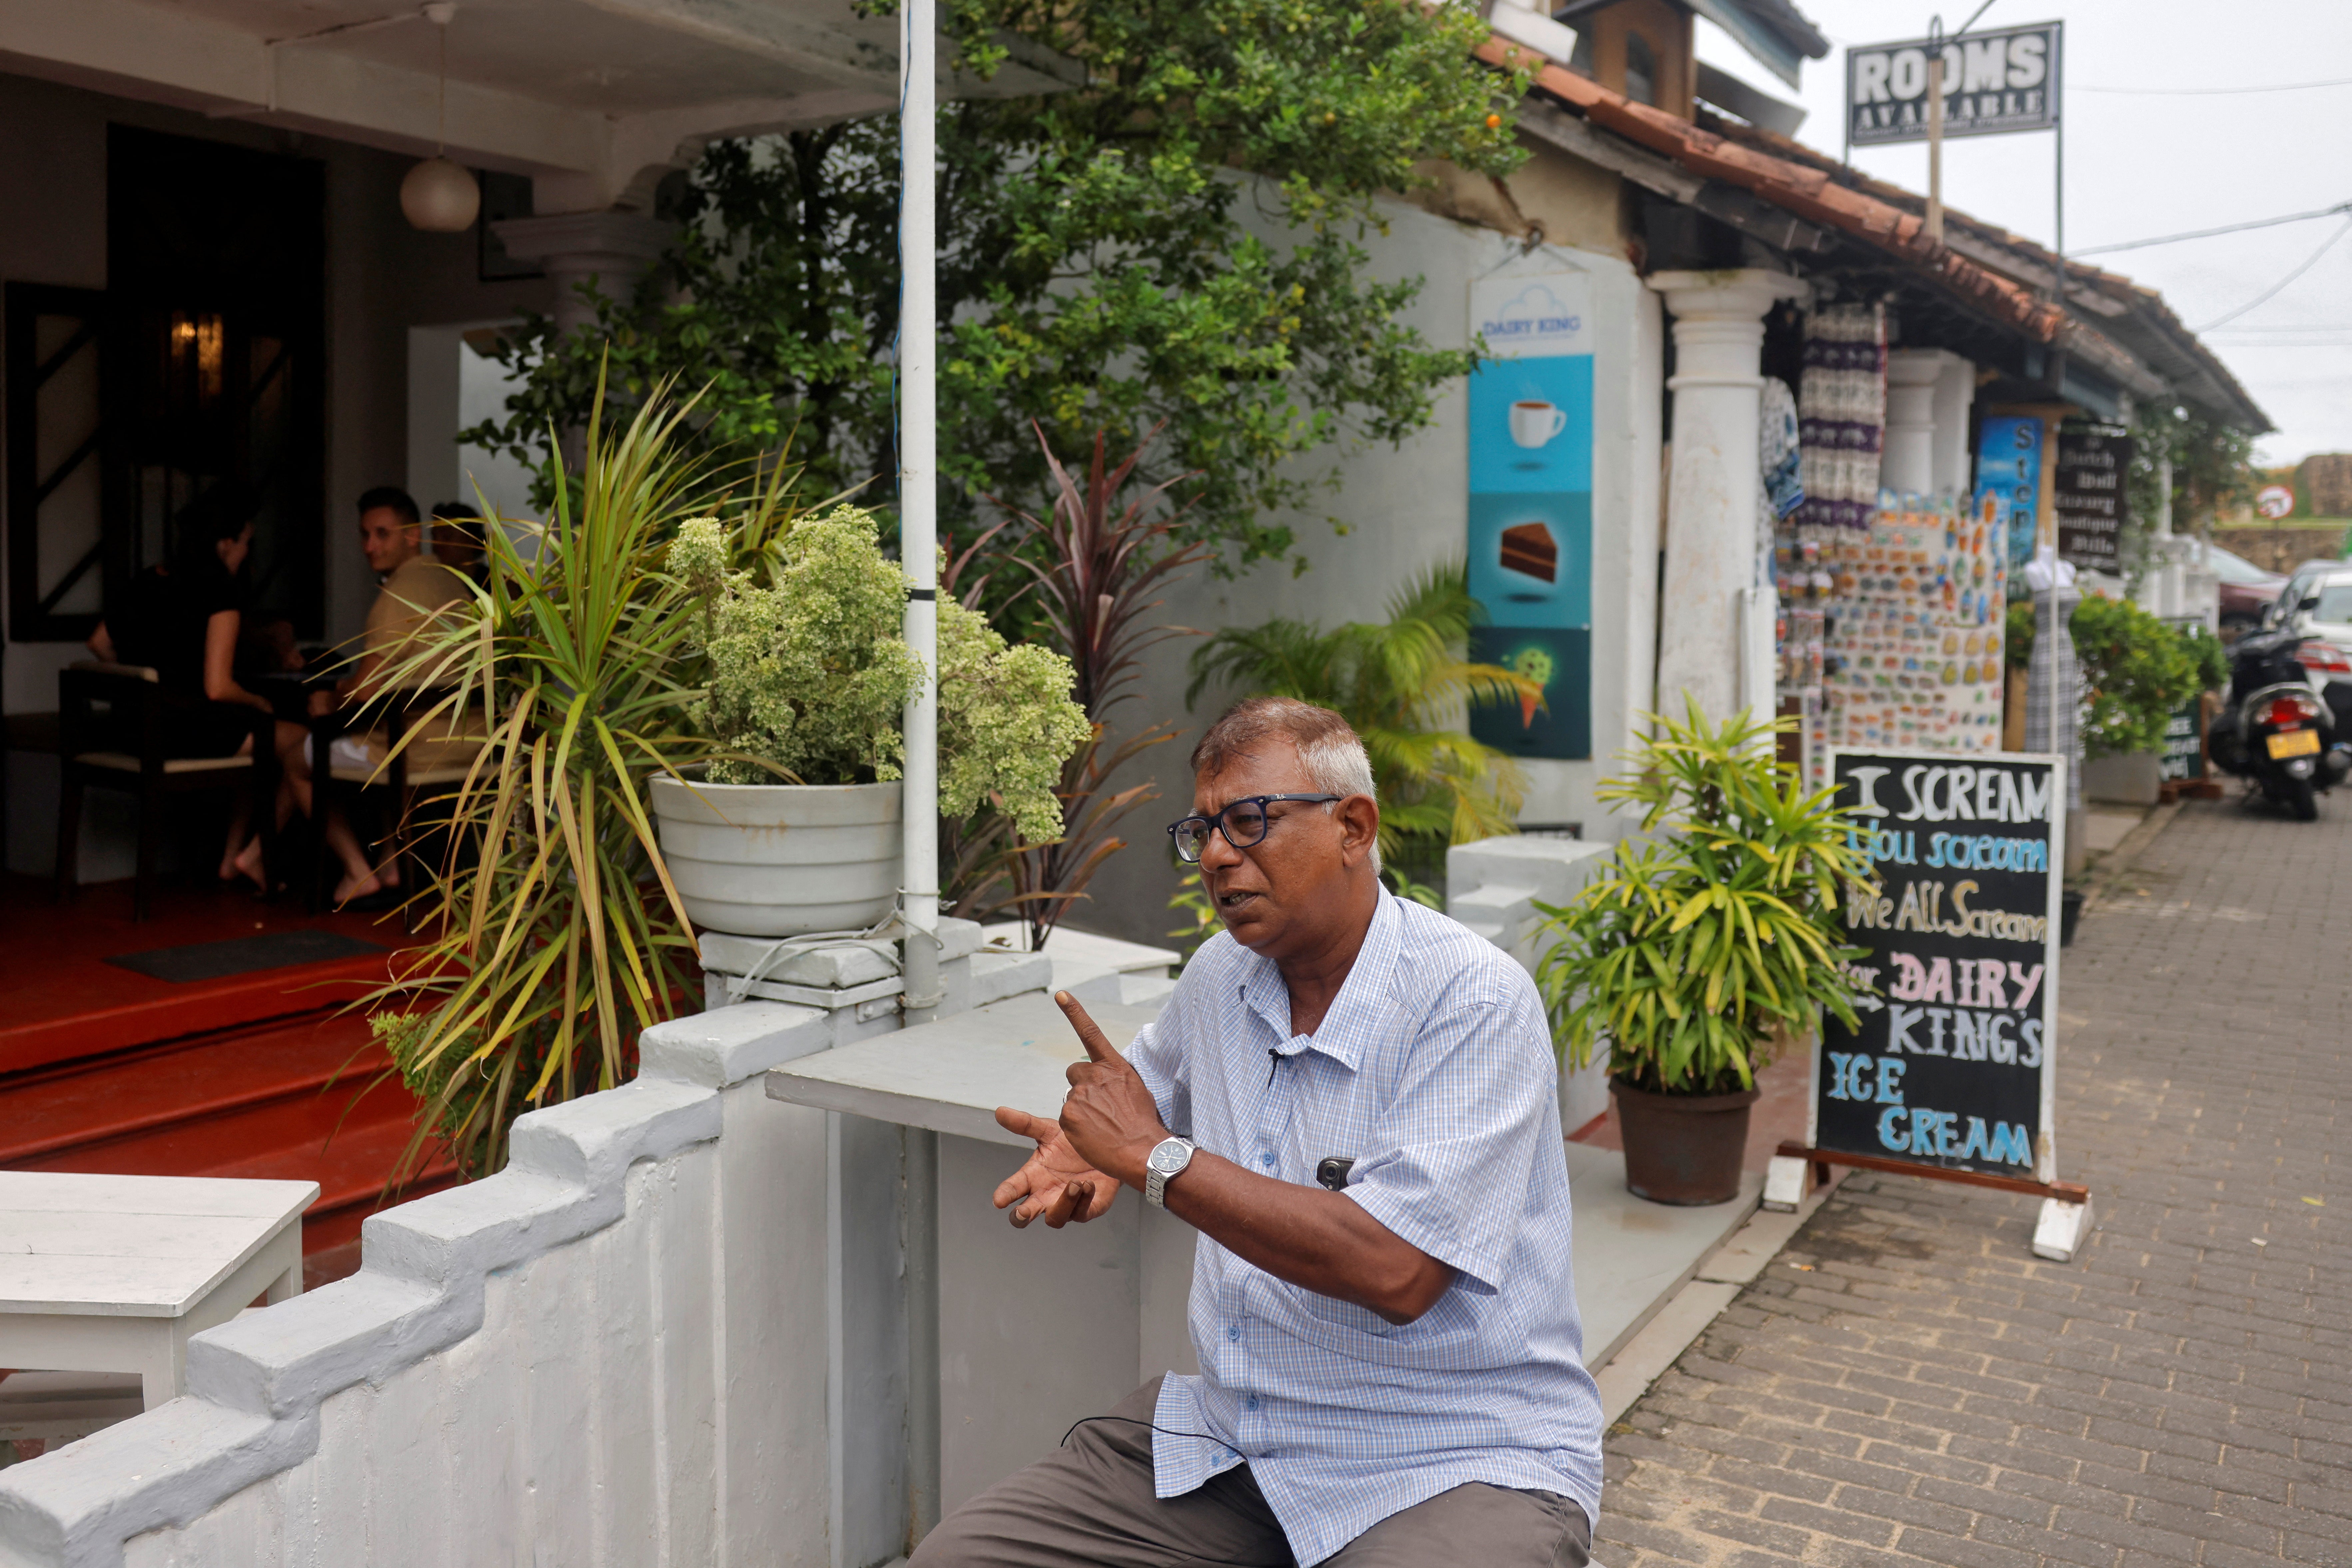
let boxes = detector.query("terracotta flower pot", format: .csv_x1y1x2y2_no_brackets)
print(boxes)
1611,1077,1759,1206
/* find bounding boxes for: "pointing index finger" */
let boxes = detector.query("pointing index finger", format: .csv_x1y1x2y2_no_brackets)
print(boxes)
1054,990,1124,1066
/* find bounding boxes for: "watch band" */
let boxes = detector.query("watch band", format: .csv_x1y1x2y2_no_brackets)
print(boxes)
1144,1136,1195,1208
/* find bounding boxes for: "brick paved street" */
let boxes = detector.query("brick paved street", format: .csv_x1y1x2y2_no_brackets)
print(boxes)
1596,798,2351,1568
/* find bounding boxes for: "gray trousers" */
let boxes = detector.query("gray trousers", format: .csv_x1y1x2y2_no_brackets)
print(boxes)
910,1378,1593,1568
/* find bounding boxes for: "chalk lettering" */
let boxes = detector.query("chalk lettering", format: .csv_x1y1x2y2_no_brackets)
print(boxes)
1923,1007,1951,1055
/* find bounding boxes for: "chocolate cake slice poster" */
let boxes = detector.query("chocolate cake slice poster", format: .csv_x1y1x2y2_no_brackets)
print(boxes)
1465,271,1594,759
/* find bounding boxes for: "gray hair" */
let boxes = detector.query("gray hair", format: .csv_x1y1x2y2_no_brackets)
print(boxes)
1189,696,1381,875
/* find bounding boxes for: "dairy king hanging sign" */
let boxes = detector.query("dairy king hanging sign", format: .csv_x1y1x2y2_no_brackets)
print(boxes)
1846,21,2062,147
1812,748,2067,1185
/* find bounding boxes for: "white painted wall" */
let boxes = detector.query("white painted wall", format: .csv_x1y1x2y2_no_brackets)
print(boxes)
406,327,543,533
1075,202,1663,947
2,1001,858,1568
0,946,1153,1568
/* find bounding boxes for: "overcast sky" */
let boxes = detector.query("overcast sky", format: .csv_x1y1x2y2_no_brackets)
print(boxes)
1694,1,2352,467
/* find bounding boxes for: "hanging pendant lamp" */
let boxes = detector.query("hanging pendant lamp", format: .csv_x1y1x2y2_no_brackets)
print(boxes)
401,2,480,232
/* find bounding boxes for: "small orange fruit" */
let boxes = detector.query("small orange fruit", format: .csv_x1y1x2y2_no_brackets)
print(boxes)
1485,113,1502,129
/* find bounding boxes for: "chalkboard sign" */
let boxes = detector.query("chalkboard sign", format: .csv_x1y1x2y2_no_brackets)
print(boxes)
1812,748,2067,1186
2159,700,2203,783
2055,430,2130,573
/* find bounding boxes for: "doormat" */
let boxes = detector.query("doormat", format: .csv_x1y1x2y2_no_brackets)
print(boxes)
104,931,389,984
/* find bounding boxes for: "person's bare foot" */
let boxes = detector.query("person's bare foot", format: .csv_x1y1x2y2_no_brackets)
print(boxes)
333,867,389,906
333,861,403,906
220,837,267,892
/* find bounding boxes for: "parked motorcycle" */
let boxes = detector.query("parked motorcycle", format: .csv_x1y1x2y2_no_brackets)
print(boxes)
2207,628,2352,820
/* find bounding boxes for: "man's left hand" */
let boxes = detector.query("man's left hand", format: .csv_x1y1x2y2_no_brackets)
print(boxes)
1054,991,1170,1189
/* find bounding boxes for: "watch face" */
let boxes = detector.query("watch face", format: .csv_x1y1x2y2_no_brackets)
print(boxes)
1149,1139,1188,1175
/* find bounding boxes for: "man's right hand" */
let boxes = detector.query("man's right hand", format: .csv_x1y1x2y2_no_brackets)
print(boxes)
992,1107,1119,1229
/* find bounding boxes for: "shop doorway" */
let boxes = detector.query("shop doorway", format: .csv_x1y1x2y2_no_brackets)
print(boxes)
7,127,328,649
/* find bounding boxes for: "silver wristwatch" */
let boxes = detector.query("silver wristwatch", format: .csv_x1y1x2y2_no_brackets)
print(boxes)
1143,1136,1196,1208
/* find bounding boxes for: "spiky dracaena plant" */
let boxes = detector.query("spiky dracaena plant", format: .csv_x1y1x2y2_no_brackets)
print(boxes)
944,425,1211,946
1184,562,1541,864
1531,702,1880,1095
359,384,800,1179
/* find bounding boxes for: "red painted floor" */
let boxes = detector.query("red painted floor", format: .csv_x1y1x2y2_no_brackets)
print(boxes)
1568,1045,1813,1174
0,874,404,1075
0,875,454,1286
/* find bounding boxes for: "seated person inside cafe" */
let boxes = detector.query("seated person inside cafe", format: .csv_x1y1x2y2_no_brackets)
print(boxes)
308,485,480,905
86,482,310,891
913,697,1601,1568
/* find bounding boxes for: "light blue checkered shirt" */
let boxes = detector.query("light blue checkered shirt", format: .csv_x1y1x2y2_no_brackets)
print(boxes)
1130,892,1603,1565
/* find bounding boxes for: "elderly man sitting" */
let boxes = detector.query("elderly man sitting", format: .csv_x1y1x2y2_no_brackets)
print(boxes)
912,696,1601,1568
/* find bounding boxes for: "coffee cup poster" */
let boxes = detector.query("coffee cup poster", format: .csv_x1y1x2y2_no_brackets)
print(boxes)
1466,271,1594,759
1815,748,2067,1185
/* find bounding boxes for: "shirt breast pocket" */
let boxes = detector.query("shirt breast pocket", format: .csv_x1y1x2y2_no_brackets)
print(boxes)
1288,1278,1481,1363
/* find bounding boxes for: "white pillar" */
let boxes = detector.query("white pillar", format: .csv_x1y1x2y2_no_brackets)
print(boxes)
1930,353,1977,497
899,0,941,1028
490,213,673,336
1646,269,1808,724
1883,350,1944,497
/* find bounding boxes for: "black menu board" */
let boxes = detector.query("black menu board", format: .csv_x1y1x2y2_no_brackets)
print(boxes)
1813,748,2067,1185
2055,430,2131,573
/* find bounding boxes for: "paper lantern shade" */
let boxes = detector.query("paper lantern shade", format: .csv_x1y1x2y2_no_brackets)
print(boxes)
401,157,480,232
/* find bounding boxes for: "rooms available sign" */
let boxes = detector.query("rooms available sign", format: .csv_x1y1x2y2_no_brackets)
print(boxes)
1845,21,2062,147
1814,748,2067,1185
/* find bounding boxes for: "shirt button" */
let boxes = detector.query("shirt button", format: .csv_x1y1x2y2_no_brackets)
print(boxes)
1227,1325,1241,1342
1246,1396,1260,1412
1259,1152,1276,1168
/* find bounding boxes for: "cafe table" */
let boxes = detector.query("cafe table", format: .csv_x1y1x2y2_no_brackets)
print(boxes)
0,1173,316,1413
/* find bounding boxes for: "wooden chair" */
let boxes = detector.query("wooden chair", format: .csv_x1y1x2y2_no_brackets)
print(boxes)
306,685,474,921
55,662,279,922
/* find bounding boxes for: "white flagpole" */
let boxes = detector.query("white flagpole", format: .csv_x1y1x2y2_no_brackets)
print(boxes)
900,0,941,1028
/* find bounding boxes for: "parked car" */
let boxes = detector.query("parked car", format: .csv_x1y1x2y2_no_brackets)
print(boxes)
2261,558,2351,632
2207,542,2286,637
2263,563,2352,735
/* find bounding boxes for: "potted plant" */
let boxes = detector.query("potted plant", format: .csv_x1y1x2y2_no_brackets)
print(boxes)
362,384,785,1179
1530,703,1876,1204
652,504,1092,936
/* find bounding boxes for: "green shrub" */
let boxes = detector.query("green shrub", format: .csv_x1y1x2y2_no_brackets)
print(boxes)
670,505,1092,839
2005,595,2222,759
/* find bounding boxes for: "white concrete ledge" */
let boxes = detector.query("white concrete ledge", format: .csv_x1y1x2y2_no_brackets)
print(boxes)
0,1020,773,1568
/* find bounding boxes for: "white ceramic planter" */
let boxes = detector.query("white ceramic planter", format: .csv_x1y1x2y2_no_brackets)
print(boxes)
648,775,902,937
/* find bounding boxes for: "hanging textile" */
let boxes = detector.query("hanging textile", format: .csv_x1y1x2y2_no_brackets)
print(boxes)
1758,376,1802,591
1795,304,1885,530
2023,551,2085,815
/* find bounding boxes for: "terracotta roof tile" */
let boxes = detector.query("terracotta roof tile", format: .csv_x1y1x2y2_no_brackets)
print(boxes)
1480,36,2067,342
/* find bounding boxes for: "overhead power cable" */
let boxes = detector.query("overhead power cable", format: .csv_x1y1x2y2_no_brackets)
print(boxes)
2069,200,2352,257
2194,214,2352,333
2075,76,2352,96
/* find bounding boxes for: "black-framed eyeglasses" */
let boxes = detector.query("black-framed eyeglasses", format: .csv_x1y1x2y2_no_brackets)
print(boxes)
1166,794,1342,863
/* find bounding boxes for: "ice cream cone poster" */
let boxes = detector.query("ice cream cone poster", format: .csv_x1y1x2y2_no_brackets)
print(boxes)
1467,270,1594,759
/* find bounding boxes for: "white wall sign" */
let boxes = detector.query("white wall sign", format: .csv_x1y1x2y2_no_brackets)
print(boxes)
1845,21,2062,147
1472,273,1593,360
